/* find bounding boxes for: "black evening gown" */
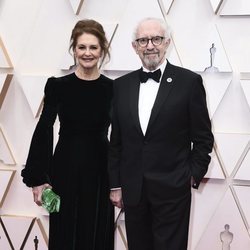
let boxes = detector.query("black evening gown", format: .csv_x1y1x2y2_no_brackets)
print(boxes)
21,73,114,250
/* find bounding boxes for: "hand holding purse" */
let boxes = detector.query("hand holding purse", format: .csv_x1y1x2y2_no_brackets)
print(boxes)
42,188,60,213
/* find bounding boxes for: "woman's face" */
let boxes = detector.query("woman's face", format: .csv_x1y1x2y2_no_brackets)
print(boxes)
74,33,102,70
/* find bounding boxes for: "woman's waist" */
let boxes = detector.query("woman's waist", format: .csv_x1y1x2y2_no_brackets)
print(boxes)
59,126,108,137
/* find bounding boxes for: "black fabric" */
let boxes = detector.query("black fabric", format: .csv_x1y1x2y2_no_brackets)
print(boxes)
22,73,114,250
109,62,214,206
108,61,214,250
124,179,191,250
139,68,161,83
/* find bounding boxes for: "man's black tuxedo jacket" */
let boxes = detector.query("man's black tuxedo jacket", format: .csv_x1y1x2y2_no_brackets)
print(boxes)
108,61,214,206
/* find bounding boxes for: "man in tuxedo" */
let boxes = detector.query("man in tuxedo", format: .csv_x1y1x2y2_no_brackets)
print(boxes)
109,17,214,250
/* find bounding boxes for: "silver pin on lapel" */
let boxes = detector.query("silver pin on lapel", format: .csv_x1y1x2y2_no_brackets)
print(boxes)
166,77,172,83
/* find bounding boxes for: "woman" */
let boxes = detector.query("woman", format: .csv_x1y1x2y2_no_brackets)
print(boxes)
21,19,114,250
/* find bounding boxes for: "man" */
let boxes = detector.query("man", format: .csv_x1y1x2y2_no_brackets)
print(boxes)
109,17,214,250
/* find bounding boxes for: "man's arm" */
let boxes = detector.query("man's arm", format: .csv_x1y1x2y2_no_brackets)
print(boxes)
189,74,214,188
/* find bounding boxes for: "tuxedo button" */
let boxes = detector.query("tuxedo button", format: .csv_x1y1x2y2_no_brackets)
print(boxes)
143,140,148,145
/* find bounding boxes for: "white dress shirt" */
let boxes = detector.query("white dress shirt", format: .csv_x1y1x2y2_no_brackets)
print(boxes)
138,60,167,135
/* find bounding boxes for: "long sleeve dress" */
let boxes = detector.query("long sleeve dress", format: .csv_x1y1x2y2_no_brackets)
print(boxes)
21,73,114,250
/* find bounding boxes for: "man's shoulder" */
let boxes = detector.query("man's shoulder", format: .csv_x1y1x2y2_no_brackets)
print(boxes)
115,69,140,82
169,62,200,78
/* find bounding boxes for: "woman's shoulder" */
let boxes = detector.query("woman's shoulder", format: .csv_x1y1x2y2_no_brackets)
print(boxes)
49,73,74,83
46,73,74,86
45,73,74,94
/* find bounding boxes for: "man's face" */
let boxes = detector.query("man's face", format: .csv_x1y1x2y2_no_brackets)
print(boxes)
132,20,170,71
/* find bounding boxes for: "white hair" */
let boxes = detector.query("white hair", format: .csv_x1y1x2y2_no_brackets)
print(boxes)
132,17,171,41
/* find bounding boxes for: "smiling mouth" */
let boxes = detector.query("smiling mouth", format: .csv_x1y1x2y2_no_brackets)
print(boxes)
82,58,94,61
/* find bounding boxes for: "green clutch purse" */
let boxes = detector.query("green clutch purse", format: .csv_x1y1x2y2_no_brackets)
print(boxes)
42,188,61,213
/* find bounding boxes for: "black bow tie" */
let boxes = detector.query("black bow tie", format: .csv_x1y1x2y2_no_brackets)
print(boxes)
139,69,161,83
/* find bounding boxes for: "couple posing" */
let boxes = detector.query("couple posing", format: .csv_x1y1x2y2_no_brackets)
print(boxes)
22,17,214,250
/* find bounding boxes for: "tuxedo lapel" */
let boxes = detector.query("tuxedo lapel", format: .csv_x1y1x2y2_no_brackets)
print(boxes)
146,62,176,136
129,70,144,136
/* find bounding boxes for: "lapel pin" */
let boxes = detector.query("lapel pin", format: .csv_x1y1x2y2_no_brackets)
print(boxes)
166,77,172,83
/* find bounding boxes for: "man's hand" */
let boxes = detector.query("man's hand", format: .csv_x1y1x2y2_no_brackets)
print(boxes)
32,183,52,206
110,189,123,208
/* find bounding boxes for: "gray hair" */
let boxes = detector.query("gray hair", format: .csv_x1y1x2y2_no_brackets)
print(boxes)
132,17,171,41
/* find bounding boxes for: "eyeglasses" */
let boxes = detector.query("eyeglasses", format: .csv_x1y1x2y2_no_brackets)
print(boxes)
135,36,165,47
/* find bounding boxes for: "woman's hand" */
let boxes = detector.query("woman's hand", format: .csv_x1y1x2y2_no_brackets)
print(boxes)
32,183,52,206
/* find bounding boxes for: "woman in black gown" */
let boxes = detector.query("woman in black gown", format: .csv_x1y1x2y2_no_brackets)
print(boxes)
21,19,114,250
